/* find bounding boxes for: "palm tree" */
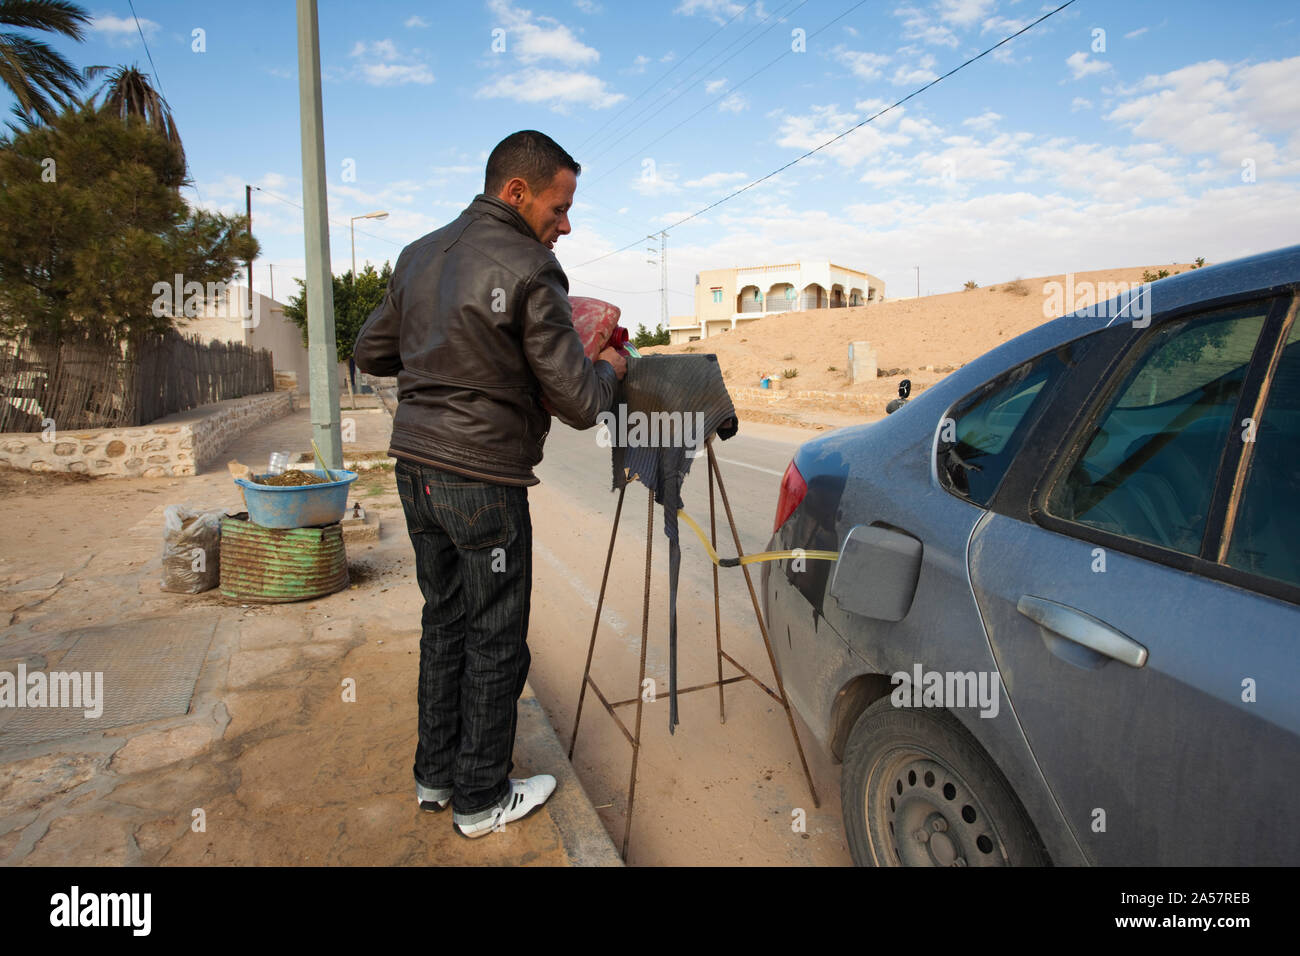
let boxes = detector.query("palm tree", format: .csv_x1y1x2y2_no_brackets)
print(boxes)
0,0,90,124
85,64,184,163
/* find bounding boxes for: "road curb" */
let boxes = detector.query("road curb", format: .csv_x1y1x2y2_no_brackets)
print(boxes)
518,684,622,867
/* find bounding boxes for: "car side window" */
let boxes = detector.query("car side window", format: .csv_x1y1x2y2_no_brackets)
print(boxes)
938,348,1073,506
1046,302,1271,556
1224,318,1300,587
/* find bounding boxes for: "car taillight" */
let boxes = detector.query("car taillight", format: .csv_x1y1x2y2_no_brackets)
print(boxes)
774,460,808,533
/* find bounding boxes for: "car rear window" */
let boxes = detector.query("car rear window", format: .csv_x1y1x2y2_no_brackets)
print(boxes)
1046,302,1271,556
1224,318,1300,586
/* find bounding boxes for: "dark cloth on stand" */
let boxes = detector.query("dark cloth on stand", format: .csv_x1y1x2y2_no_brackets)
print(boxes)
608,353,738,733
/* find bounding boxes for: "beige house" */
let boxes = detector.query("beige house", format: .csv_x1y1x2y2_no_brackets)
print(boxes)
173,283,351,393
669,261,884,344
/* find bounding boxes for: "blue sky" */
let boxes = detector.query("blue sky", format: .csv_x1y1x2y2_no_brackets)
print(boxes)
13,0,1300,330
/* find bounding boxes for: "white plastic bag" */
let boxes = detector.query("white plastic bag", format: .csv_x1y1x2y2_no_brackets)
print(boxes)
160,504,226,593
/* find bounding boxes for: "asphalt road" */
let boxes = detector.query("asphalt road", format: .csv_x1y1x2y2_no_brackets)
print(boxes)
536,417,803,558
527,416,854,865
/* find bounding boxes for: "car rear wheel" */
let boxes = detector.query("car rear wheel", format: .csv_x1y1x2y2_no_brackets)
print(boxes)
841,697,1047,866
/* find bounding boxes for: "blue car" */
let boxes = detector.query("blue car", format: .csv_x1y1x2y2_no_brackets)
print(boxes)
763,244,1300,866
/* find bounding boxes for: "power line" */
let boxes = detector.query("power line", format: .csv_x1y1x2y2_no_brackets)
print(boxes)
570,2,804,267
569,0,1078,273
126,0,162,88
584,0,802,168
569,279,694,298
582,0,807,174
249,185,405,249
126,0,208,209
584,0,847,190
574,0,758,152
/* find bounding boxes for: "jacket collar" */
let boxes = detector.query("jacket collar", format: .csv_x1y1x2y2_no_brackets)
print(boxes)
468,193,542,244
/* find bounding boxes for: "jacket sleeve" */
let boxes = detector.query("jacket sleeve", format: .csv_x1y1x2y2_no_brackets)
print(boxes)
353,275,403,377
521,259,617,430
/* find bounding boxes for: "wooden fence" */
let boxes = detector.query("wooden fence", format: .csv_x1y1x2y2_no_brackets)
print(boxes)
0,329,274,432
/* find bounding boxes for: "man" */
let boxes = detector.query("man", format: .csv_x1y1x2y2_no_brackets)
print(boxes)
353,130,627,839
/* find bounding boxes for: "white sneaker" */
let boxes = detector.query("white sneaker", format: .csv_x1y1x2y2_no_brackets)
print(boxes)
416,780,451,812
453,775,557,839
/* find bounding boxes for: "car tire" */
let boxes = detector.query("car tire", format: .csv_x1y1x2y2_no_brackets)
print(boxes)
841,697,1047,866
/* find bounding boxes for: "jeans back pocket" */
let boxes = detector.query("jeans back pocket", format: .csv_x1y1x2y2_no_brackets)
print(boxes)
428,478,509,550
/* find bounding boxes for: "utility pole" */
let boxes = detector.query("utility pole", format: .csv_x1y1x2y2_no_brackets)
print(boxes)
246,185,254,318
268,263,275,302
660,231,669,332
915,266,920,298
646,231,668,335
296,0,342,469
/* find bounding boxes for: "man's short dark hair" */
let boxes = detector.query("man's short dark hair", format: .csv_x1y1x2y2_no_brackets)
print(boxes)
484,130,581,196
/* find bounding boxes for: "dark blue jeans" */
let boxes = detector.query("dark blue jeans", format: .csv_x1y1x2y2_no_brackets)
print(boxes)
394,458,532,814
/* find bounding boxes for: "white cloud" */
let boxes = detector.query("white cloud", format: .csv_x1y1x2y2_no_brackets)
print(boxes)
1071,97,1093,111
983,15,1033,35
627,54,650,73
362,63,433,85
719,92,748,112
349,40,434,85
936,0,995,28
894,6,958,47
962,110,1001,131
774,103,914,167
860,167,912,187
685,171,750,189
916,134,1021,185
574,0,602,12
630,164,681,196
1104,57,1300,175
90,12,158,46
898,115,942,138
1124,27,1149,39
405,15,430,28
489,0,600,66
1066,51,1112,80
352,39,399,60
675,1,752,25
705,78,728,94
892,54,939,85
836,48,891,81
477,67,624,111
1025,142,1183,201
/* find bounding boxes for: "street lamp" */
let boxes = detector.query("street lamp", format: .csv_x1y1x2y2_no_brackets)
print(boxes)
351,210,389,278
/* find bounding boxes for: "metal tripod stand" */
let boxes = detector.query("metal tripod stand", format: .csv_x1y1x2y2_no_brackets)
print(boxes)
567,440,820,861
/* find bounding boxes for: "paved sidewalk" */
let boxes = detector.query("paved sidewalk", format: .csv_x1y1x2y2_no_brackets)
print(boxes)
0,397,620,866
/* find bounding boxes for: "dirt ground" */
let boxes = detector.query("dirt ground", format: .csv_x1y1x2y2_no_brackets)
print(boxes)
0,263,1192,866
0,447,845,866
646,264,1198,421
0,406,616,866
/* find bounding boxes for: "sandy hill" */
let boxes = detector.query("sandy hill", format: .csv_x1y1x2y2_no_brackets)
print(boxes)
639,263,1198,424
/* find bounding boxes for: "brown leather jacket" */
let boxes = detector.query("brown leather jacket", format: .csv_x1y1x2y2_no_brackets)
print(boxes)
353,194,618,486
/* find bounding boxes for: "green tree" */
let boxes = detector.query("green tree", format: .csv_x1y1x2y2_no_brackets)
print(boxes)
281,262,393,365
0,103,257,345
83,64,184,164
632,322,669,348
0,0,91,127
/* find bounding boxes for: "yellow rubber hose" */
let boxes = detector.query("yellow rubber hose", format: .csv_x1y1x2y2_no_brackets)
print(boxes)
677,508,839,567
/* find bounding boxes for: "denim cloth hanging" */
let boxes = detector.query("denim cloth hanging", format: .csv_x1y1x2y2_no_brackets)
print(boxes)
608,353,739,733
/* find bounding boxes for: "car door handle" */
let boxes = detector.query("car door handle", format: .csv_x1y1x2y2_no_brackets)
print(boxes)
1016,595,1148,668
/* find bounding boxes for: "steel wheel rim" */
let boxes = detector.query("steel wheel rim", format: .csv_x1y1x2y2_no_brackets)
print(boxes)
865,745,1012,866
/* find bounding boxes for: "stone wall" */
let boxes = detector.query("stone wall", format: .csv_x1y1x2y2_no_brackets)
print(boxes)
730,386,877,410
0,391,291,478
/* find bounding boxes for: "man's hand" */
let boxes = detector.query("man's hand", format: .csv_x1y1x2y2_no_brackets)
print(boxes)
598,347,627,380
